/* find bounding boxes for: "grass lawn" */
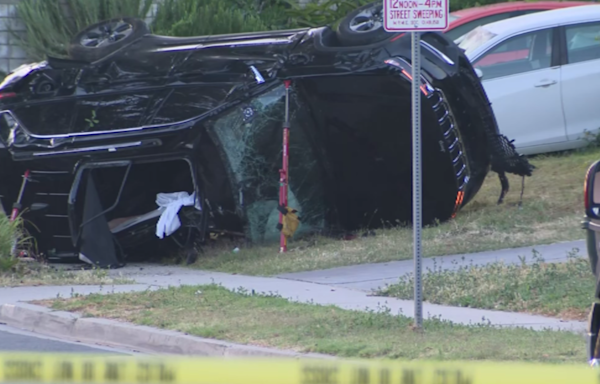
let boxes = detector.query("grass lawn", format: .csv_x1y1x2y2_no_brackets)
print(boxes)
189,148,598,276
0,261,132,287
1,206,131,287
380,250,595,321
40,284,586,363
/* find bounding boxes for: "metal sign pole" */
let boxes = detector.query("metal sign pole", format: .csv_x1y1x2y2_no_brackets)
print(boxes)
384,0,448,330
411,31,423,329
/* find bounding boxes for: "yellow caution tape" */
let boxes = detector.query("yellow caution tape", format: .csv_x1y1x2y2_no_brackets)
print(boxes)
0,353,597,384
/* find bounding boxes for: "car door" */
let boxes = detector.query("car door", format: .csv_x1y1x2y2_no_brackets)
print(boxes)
560,21,600,144
473,27,567,154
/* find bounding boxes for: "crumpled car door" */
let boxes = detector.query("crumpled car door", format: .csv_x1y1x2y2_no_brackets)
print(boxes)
68,160,132,268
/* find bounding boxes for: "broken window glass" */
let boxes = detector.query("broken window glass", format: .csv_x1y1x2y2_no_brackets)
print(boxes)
207,84,326,243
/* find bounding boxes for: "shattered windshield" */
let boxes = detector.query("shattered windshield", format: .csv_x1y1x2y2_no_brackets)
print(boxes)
208,84,326,243
458,26,497,57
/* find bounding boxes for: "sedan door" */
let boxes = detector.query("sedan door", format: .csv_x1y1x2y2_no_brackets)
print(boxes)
560,21,600,146
473,27,568,155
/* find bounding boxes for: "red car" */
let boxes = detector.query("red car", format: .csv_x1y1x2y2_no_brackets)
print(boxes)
445,1,591,41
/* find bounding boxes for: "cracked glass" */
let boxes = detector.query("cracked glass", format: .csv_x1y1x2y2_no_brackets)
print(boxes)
208,84,327,243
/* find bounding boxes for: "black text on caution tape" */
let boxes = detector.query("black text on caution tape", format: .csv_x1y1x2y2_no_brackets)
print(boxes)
2,359,177,383
300,365,473,384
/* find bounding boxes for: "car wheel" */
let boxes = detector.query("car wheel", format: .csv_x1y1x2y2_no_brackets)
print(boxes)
336,2,390,47
68,17,149,63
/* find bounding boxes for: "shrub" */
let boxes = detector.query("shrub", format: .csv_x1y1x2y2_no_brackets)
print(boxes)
14,0,596,64
11,0,154,60
0,214,19,272
151,0,271,36
284,0,373,28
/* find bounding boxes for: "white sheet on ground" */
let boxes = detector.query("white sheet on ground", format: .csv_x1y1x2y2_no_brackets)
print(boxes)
155,191,201,239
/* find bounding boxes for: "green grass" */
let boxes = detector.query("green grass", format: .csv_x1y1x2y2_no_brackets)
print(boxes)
12,0,153,59
380,250,595,321
40,284,586,363
1,213,130,287
0,262,133,287
0,213,22,272
188,148,599,276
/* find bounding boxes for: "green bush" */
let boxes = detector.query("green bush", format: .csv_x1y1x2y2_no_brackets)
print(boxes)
0,214,19,272
13,0,596,63
12,0,153,60
284,0,372,28
151,0,379,37
151,0,270,36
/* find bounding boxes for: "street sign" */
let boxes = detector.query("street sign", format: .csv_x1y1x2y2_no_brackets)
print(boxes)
382,0,448,330
383,0,449,31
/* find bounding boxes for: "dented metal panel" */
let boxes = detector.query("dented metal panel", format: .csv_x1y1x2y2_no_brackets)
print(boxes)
0,17,532,266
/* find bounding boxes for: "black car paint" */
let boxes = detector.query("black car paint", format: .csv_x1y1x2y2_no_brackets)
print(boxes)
0,24,529,266
581,160,600,362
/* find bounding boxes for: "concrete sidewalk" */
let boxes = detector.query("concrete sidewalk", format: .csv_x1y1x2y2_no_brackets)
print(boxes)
277,240,585,292
0,239,589,356
0,266,588,331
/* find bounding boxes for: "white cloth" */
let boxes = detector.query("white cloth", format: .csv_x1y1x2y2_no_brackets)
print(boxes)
155,192,201,239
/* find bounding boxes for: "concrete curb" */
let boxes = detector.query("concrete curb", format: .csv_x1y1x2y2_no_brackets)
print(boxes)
0,303,334,359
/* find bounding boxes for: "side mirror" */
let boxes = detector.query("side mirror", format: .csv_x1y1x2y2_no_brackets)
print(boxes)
585,160,600,219
474,67,483,79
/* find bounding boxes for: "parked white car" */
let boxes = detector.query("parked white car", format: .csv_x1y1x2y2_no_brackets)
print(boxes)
458,4,600,155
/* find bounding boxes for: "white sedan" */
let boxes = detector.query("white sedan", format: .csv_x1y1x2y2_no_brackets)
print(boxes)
458,4,600,155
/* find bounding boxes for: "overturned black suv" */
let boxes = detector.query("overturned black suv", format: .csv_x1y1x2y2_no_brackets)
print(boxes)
0,3,532,268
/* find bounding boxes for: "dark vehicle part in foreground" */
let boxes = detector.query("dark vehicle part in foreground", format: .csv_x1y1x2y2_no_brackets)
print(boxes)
582,160,600,364
0,2,532,268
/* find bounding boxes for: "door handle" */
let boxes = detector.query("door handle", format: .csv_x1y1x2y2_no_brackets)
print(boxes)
534,79,557,88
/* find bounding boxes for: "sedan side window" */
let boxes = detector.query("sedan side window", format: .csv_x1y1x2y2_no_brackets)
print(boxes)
566,22,600,64
473,28,553,81
446,13,516,41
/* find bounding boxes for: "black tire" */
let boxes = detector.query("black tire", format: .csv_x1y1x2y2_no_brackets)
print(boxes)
68,17,149,63
336,2,390,47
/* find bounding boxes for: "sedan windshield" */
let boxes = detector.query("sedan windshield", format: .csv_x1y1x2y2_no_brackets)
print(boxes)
458,26,497,57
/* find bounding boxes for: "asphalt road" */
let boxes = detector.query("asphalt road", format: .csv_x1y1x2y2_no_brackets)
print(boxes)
0,324,134,354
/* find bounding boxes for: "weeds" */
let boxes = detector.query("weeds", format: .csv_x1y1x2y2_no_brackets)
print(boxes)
10,0,153,59
151,0,269,36
583,129,600,148
380,249,595,321
0,262,132,287
0,214,31,272
187,147,599,275
1,212,131,286
39,284,586,362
